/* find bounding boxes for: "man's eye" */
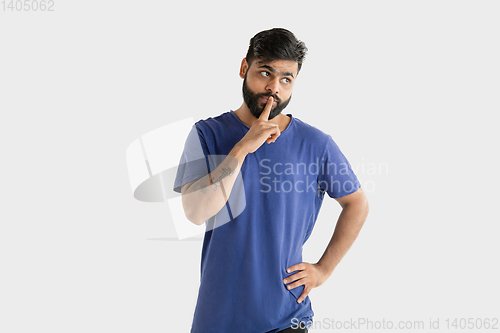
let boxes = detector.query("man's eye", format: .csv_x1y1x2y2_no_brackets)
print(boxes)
282,78,291,83
260,71,269,77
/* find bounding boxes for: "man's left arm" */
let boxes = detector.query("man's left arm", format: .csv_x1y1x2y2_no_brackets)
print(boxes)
283,187,369,303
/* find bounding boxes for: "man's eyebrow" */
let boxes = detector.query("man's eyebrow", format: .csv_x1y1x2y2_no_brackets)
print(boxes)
257,63,295,79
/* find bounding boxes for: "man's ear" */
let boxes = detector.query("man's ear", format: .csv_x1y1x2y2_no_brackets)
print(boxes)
239,58,249,79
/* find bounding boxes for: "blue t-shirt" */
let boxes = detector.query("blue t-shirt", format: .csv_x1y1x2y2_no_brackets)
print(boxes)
174,110,360,333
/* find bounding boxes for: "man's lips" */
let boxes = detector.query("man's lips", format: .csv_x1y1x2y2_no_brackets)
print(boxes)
261,97,277,104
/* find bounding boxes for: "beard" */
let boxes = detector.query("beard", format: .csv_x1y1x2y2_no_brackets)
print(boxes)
242,74,292,120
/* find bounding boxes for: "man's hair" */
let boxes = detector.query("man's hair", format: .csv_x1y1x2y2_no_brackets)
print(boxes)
245,28,308,74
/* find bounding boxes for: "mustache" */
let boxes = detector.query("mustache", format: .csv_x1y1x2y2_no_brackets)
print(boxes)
259,93,280,103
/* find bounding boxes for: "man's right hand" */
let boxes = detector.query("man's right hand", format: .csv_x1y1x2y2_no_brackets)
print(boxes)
236,96,281,154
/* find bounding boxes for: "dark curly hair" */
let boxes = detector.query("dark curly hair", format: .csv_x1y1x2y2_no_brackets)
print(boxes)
245,28,308,74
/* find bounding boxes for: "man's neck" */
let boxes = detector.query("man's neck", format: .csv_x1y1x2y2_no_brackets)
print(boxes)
233,103,291,133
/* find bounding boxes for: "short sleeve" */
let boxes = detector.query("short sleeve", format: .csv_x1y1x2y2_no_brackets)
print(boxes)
317,136,361,198
173,123,210,193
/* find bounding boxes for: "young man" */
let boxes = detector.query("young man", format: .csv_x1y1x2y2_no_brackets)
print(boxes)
173,28,369,333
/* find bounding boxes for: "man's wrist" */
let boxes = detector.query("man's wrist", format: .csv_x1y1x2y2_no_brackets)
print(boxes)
228,143,248,163
316,261,335,279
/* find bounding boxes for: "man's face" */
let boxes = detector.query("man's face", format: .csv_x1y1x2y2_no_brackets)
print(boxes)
242,59,298,120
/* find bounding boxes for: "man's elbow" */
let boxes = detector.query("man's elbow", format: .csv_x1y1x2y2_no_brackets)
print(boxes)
182,197,205,226
183,206,204,226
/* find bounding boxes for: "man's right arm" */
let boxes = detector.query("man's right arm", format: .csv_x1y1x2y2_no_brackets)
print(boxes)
180,143,246,225
180,96,279,225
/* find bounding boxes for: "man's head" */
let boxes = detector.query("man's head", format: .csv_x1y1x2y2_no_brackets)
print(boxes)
240,28,308,120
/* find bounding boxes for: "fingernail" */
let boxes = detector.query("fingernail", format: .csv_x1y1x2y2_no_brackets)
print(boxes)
283,279,287,283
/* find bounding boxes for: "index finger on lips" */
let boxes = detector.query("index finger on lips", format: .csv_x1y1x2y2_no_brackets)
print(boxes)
258,96,273,121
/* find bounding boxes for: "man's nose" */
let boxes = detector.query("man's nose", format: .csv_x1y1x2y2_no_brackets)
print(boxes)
266,78,280,96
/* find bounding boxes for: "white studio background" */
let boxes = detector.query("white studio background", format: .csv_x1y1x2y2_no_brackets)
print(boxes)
1,1,498,332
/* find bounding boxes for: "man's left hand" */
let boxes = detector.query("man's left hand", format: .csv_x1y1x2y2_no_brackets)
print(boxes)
283,262,329,304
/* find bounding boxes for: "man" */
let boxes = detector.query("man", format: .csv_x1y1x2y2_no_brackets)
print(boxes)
173,28,369,333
